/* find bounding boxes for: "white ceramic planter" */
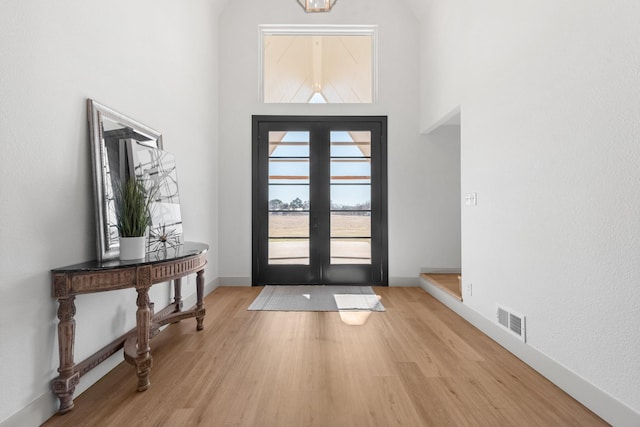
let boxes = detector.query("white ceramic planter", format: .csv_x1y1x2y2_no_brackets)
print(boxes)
119,236,146,260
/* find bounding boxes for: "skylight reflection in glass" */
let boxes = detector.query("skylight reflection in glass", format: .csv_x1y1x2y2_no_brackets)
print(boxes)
270,131,310,157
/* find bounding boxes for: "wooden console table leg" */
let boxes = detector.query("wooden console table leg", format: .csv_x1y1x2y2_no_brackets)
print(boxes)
135,285,153,391
196,269,205,331
173,278,183,312
52,296,80,414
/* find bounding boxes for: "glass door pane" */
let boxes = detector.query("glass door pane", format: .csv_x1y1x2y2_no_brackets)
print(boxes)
330,131,372,264
268,131,310,265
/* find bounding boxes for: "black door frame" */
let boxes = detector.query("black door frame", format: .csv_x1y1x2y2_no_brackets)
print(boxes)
252,115,388,286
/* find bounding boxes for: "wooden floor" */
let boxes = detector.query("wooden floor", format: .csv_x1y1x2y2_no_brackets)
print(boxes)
421,273,462,301
44,287,607,427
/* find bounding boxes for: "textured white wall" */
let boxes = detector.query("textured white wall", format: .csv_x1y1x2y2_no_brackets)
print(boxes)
421,0,640,417
419,0,466,132
0,0,220,423
217,0,461,285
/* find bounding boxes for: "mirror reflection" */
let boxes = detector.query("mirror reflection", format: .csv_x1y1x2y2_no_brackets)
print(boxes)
88,99,163,261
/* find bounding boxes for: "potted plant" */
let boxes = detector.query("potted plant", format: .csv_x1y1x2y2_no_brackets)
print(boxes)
115,177,155,260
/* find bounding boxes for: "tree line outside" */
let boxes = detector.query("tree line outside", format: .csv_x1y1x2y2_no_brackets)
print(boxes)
269,198,371,215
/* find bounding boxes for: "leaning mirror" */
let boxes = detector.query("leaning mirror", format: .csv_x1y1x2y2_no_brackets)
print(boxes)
88,99,163,261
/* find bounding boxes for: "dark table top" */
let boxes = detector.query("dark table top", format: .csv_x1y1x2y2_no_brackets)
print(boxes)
52,242,209,273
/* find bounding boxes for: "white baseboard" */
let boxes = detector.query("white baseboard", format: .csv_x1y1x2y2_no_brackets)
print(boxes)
207,277,220,293
2,352,126,427
179,277,220,307
419,277,640,427
218,276,251,287
1,392,57,427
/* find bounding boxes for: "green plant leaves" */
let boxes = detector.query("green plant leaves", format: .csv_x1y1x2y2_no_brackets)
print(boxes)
114,177,155,237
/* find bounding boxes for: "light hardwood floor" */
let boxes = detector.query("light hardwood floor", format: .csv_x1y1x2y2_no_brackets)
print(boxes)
43,287,607,426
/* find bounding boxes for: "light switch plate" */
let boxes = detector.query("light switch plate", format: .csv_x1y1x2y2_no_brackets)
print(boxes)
465,192,477,206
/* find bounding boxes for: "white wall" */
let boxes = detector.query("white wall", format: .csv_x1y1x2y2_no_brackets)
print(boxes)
217,0,462,286
421,125,461,270
420,0,640,421
419,0,466,132
0,0,220,424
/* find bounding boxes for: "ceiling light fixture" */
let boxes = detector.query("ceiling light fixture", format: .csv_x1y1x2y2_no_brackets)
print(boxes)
297,0,337,13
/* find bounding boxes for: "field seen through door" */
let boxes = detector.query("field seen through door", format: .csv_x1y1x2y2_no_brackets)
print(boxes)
268,214,371,264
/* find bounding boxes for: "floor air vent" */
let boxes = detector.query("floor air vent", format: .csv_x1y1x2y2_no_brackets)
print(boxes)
497,305,526,342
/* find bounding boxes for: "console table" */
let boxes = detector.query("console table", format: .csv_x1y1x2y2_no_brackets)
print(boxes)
51,242,208,414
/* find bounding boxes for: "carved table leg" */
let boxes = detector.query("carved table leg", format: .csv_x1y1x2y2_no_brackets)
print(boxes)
135,286,153,391
52,296,80,414
196,269,205,331
173,278,183,312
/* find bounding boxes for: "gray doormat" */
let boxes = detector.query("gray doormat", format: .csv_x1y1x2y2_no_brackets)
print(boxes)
247,285,385,312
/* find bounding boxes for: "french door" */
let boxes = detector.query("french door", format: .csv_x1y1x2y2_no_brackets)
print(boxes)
252,116,388,286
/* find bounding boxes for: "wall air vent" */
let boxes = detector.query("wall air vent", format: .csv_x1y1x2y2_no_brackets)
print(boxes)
496,305,526,342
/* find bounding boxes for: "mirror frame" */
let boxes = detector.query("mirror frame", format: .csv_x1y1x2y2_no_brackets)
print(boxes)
88,99,163,261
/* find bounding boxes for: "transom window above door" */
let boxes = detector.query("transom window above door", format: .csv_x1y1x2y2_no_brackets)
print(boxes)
260,25,378,104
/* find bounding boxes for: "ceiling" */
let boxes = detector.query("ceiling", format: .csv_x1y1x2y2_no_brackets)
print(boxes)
263,34,373,103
